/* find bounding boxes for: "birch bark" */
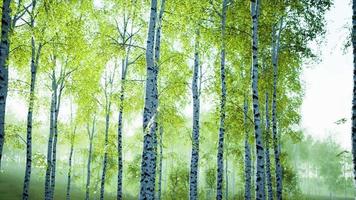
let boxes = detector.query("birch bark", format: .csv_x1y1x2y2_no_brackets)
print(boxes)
189,27,201,200
352,0,356,193
250,0,265,199
272,19,283,200
86,118,96,200
216,0,228,199
244,98,252,200
0,0,12,169
265,93,273,200
139,0,165,197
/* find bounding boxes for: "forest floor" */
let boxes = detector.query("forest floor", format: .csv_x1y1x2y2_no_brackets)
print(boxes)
0,168,86,200
0,166,353,200
302,195,353,200
0,164,120,200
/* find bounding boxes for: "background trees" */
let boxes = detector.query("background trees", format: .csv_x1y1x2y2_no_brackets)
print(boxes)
0,0,351,200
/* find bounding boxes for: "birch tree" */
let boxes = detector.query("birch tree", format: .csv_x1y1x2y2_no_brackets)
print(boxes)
271,18,283,200
65,109,76,200
157,126,163,200
244,97,252,200
22,0,45,198
216,0,228,199
265,93,273,200
352,0,356,190
86,116,96,200
44,57,75,200
139,0,164,198
250,0,265,199
113,6,142,199
0,0,12,167
0,0,30,169
189,26,201,200
99,66,115,200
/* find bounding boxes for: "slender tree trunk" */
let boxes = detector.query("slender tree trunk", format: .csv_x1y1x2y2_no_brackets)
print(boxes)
66,128,75,200
265,93,273,200
352,0,356,194
152,0,165,173
50,92,60,199
116,75,124,200
272,19,283,200
0,0,12,169
117,63,126,200
244,98,252,200
139,0,164,198
116,9,137,197
22,2,39,198
157,126,163,200
189,27,200,200
44,72,57,200
50,71,64,199
21,0,42,200
50,124,58,199
22,36,42,200
117,60,125,200
250,0,265,199
216,1,228,199
252,141,256,200
100,108,111,200
86,118,95,200
154,0,165,65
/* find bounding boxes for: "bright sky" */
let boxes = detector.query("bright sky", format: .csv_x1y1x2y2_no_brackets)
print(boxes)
301,0,352,149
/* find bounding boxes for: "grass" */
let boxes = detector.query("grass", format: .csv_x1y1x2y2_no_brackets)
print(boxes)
0,164,354,200
0,169,87,200
0,164,120,200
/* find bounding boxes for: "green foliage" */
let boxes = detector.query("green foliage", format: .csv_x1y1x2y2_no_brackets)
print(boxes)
165,160,189,199
0,0,338,199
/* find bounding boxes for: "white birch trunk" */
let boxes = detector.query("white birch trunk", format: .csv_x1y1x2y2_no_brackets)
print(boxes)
352,0,356,193
244,98,252,200
216,0,228,199
0,0,12,169
265,93,273,200
139,0,159,199
250,0,265,199
272,18,283,200
189,27,200,200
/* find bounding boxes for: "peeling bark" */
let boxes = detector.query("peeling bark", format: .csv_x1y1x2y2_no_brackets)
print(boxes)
250,0,265,199
139,0,165,199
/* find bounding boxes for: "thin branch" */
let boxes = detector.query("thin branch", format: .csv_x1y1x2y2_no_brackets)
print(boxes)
17,134,26,144
118,43,145,50
208,0,222,18
127,53,143,66
124,79,145,82
10,44,30,54
13,2,33,26
114,18,125,40
10,78,31,86
20,18,32,27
